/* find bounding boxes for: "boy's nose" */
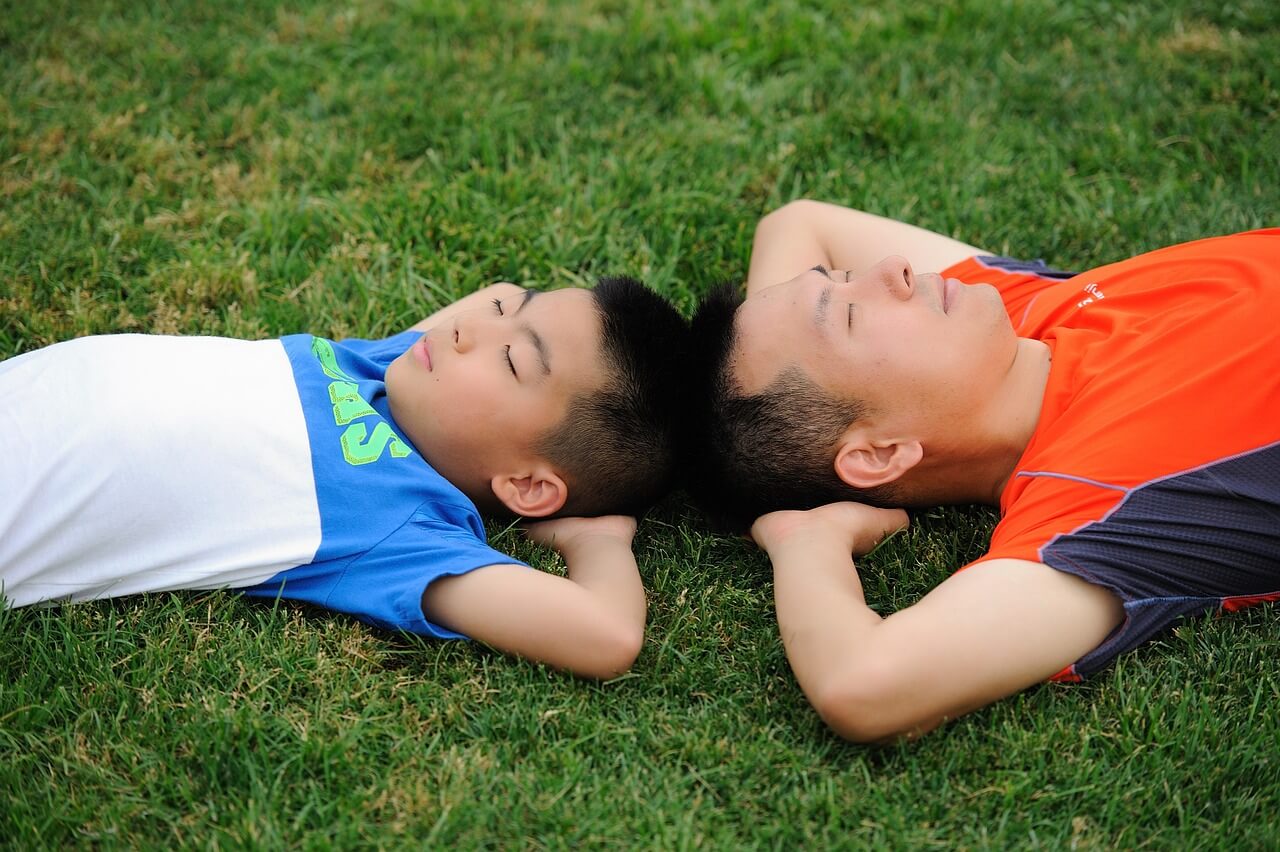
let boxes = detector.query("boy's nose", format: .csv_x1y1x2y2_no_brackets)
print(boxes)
452,315,474,353
452,309,497,353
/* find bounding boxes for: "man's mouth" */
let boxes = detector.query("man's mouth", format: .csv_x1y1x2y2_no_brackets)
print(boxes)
942,278,958,314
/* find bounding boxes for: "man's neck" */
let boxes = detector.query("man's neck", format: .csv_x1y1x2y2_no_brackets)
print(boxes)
979,336,1052,503
907,336,1051,507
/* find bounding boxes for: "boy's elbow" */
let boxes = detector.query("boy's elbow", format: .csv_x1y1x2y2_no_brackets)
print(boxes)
609,623,645,672
577,623,644,680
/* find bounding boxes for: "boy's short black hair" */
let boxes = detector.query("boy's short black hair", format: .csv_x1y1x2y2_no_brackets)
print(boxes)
538,276,690,518
683,283,898,532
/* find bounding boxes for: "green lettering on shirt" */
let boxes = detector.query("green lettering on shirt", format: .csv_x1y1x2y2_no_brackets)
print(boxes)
341,422,412,465
329,381,376,425
308,336,413,466
311,337,356,382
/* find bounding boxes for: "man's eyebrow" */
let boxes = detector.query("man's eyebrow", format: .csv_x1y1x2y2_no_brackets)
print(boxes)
514,288,539,315
814,285,832,328
521,324,551,377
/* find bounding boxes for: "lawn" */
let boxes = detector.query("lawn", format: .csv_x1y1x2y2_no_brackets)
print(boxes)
2,0,1278,847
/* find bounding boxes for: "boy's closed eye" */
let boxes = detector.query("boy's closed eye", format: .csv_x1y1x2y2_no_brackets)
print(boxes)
491,297,520,378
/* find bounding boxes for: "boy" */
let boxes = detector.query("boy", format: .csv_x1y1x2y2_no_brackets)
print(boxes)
1,276,690,680
687,199,1279,740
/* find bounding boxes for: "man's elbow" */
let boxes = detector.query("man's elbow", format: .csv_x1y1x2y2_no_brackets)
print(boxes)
809,660,938,744
757,198,820,232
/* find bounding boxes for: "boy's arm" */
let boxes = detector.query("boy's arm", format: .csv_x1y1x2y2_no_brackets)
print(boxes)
747,200,988,296
406,282,527,332
753,503,1124,743
420,516,646,679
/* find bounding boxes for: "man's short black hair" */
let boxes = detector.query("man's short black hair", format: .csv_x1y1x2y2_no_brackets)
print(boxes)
538,276,690,518
683,283,898,532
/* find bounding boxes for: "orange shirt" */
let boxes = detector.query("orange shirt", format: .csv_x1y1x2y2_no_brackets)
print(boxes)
943,230,1280,678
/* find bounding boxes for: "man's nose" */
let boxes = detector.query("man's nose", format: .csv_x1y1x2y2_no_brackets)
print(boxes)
866,255,915,300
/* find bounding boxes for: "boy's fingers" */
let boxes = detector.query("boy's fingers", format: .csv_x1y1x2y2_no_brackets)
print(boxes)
523,515,637,548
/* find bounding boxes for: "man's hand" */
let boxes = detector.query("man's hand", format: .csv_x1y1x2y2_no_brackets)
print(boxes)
746,200,986,296
754,501,1122,742
524,515,637,556
751,502,909,559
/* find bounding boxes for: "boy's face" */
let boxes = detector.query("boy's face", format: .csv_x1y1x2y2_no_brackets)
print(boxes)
732,257,1016,440
386,287,606,501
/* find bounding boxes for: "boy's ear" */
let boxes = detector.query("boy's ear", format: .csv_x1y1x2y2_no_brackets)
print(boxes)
833,428,923,490
490,465,568,518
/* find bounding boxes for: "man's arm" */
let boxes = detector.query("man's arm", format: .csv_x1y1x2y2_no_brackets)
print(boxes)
406,282,526,332
747,200,987,296
420,516,646,679
753,503,1124,742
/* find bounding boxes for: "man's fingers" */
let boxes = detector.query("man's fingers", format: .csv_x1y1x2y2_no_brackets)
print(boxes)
883,508,910,532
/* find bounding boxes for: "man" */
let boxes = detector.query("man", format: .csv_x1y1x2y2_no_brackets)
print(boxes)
688,199,1279,741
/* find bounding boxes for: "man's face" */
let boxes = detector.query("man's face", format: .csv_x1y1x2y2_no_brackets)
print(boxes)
732,257,1016,440
386,287,606,496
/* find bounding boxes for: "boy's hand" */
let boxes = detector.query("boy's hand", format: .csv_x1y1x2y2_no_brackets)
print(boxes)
751,502,909,559
524,515,637,555
424,514,646,679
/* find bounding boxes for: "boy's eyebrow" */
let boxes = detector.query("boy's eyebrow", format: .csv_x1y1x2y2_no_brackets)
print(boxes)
514,288,539,314
521,325,551,376
513,290,550,376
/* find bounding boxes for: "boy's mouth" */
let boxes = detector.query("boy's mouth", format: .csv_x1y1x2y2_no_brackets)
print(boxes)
413,335,433,371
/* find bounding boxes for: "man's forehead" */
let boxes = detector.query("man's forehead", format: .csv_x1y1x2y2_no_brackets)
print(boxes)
731,297,802,395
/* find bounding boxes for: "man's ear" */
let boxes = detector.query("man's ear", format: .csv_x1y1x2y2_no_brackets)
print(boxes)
490,465,569,518
833,429,923,490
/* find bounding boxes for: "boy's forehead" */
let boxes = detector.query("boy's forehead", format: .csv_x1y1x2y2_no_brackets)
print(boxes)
521,286,582,310
535,287,607,377
537,285,595,310
540,287,602,334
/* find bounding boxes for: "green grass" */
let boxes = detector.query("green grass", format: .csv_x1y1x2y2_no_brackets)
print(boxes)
3,0,1279,847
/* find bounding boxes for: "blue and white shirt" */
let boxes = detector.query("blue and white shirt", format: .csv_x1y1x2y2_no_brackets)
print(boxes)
0,332,525,638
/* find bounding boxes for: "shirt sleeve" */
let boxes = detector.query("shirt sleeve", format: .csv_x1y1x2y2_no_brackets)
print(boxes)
318,514,530,640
